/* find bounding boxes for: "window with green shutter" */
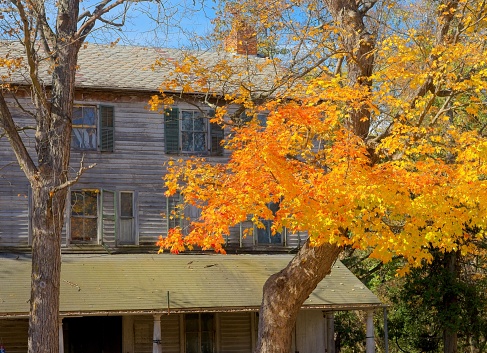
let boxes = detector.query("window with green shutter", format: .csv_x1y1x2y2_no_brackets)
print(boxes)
71,104,114,152
99,105,114,152
164,108,224,156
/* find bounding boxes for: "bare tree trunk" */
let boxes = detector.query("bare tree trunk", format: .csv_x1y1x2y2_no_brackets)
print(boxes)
255,241,342,353
28,0,81,351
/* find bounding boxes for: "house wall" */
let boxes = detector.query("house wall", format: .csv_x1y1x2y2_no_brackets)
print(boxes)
124,311,325,353
0,92,308,252
0,311,326,353
0,318,29,353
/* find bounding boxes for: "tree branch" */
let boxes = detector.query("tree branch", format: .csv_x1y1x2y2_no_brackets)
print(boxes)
10,0,49,111
0,91,37,182
50,155,96,195
27,0,56,53
75,0,127,41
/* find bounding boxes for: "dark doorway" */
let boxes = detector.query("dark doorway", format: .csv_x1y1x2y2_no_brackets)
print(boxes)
63,316,122,353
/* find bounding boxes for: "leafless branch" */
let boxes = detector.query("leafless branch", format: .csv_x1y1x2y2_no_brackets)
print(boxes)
50,155,96,195
9,0,49,111
27,0,55,52
359,0,378,15
76,0,127,41
9,91,37,119
430,93,455,126
97,16,125,27
0,91,37,181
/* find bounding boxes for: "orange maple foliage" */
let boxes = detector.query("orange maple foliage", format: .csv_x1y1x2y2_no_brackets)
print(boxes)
157,0,487,273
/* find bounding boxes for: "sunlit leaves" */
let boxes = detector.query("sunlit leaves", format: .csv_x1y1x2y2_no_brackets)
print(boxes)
157,0,487,274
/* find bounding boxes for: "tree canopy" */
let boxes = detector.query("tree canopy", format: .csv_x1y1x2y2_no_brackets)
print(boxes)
158,0,487,275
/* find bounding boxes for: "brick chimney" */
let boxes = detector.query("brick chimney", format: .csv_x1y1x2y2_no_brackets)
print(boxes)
225,18,258,56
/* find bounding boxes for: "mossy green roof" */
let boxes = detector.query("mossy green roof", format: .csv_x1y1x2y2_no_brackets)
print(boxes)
0,253,381,317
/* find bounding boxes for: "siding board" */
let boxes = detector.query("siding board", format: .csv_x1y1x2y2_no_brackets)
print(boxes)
219,312,252,353
0,319,28,353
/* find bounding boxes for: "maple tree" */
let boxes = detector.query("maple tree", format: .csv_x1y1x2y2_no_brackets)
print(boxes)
156,0,487,352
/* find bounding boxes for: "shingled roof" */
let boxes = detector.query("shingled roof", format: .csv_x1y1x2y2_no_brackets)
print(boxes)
0,41,278,94
0,253,382,317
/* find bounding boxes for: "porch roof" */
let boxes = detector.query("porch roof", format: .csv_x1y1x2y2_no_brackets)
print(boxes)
0,253,382,317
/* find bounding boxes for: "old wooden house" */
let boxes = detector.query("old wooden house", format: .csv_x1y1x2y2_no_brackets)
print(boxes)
0,41,382,353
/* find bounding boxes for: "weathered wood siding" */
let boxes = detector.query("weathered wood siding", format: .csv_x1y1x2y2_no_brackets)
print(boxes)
0,319,28,353
0,93,308,251
295,310,326,353
132,314,180,353
0,98,33,247
219,312,253,353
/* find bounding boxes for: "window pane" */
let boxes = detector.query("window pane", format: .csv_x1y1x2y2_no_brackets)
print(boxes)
71,191,98,243
72,128,97,150
71,217,97,242
257,220,281,244
201,314,213,331
193,133,206,151
201,332,213,353
120,192,133,218
185,332,199,353
182,131,193,151
72,106,97,150
82,107,96,126
71,191,85,216
186,314,199,332
193,113,205,131
72,107,84,125
182,111,193,131
257,221,271,244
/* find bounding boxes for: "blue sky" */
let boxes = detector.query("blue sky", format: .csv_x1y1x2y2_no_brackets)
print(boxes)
83,0,218,48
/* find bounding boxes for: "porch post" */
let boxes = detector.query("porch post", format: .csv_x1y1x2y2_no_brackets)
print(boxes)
58,317,64,353
153,314,162,353
366,310,375,353
326,312,335,353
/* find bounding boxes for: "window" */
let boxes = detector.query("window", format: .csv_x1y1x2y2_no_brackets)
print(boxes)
185,313,214,353
166,193,201,235
72,105,114,152
119,192,135,245
164,108,223,155
256,201,282,245
70,190,98,243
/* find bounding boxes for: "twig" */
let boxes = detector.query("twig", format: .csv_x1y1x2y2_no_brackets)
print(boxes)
50,155,96,195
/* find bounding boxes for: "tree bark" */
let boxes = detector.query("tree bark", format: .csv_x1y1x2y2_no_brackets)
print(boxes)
27,0,81,351
254,2,375,353
442,251,459,353
255,241,342,353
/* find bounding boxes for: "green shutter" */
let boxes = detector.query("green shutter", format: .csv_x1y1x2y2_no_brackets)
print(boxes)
209,110,224,156
99,105,114,152
164,108,179,154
